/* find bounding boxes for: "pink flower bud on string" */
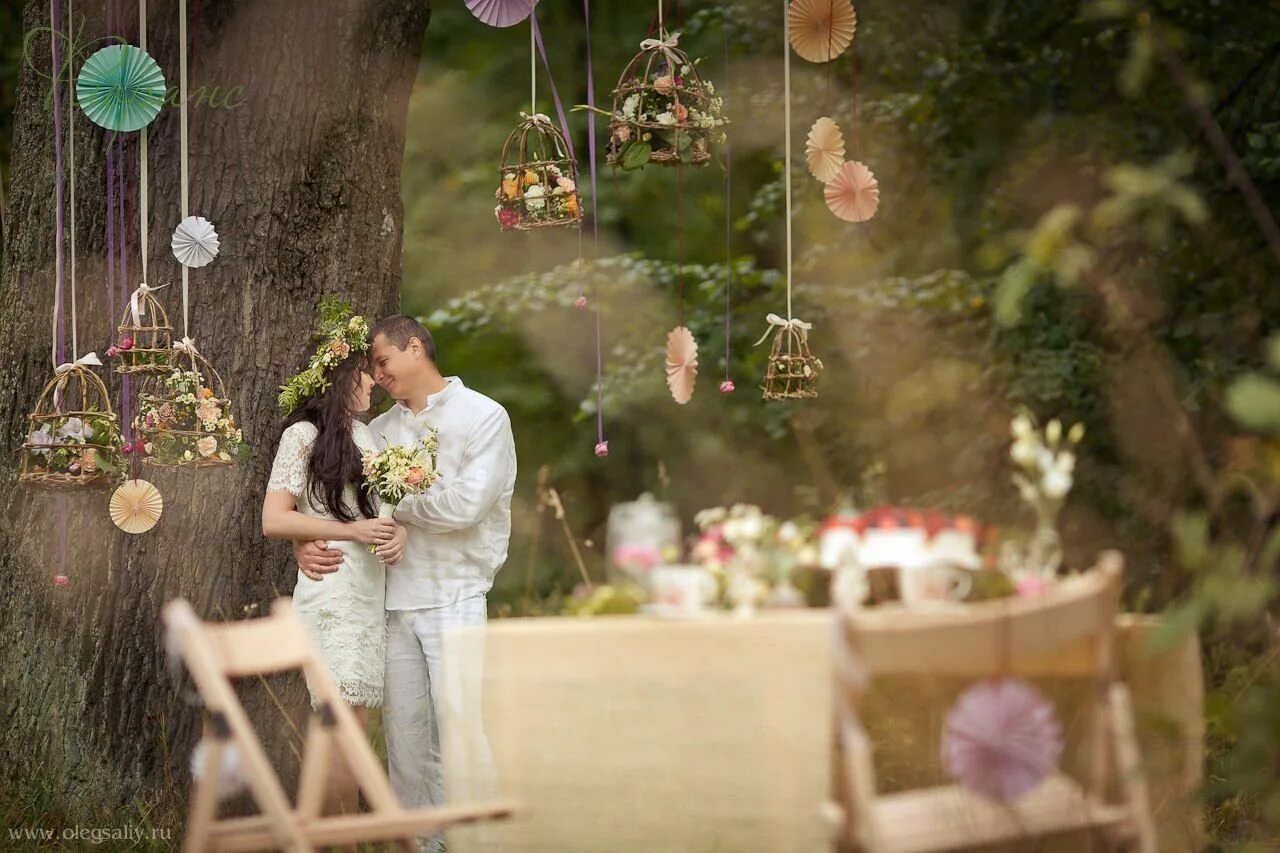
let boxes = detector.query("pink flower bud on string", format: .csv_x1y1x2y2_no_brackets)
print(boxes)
54,574,70,587
720,380,736,393
594,441,609,458
575,296,588,310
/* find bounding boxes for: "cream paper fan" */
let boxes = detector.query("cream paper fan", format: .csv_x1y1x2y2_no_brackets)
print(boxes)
666,325,699,405
110,478,163,534
171,216,220,268
824,160,880,222
806,117,846,182
788,0,857,63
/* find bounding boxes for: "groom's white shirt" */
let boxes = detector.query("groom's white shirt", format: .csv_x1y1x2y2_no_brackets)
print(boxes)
369,376,516,610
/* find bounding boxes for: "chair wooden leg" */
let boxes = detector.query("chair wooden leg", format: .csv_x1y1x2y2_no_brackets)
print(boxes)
184,738,223,853
1109,683,1157,853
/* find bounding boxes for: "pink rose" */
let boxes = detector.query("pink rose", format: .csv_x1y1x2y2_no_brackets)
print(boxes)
107,346,120,358
653,75,675,95
196,436,218,458
54,575,69,587
330,339,350,358
719,380,735,393
675,103,688,123
119,337,134,350
405,467,425,486
594,441,609,458
575,296,588,309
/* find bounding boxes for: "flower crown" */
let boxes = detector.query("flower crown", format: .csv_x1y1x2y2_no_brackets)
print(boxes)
278,296,372,416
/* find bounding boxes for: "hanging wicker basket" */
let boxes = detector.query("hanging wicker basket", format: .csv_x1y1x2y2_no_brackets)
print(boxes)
495,113,583,232
134,343,250,468
112,285,175,375
606,32,727,169
18,363,125,489
762,321,823,400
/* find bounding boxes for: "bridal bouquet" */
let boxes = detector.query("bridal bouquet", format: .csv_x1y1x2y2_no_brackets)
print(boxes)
361,431,440,551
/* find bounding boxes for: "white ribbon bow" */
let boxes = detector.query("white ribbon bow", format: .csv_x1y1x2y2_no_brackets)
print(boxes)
173,336,199,357
754,313,813,346
128,281,169,326
521,111,553,126
55,352,103,374
640,31,682,69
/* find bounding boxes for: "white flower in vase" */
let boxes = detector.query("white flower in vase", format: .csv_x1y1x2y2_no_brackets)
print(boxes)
524,184,546,211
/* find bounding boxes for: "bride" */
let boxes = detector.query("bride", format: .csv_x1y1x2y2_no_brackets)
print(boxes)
261,301,402,809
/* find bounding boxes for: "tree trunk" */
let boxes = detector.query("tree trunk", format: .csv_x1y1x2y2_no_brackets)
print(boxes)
0,0,430,824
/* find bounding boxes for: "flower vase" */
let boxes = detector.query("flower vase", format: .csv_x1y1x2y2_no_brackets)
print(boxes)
1026,517,1063,580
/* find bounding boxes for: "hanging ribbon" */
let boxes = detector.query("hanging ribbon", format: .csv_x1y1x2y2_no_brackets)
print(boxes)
722,21,733,385
129,281,168,326
139,0,150,295
50,0,64,370
754,313,812,347
639,31,682,71
178,0,191,337
66,0,77,362
530,8,576,164
782,0,794,322
174,336,199,357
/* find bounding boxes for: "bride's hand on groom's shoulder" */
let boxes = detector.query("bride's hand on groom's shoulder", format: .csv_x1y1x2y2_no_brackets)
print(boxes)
294,539,342,581
376,524,407,566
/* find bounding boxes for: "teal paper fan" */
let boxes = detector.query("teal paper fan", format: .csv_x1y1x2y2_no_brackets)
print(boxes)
76,44,166,132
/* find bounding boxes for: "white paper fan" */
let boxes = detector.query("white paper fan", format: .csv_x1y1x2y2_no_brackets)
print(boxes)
666,325,699,405
788,0,857,63
806,117,846,182
110,478,163,534
824,160,880,222
171,216,220,268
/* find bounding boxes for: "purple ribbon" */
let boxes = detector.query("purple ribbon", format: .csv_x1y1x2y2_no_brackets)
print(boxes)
584,0,602,443
530,8,575,164
51,0,65,368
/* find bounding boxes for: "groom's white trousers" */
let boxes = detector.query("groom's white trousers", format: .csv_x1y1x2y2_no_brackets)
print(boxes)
384,594,495,851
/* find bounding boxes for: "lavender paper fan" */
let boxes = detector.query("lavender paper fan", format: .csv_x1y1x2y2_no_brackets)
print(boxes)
466,0,536,27
942,678,1063,801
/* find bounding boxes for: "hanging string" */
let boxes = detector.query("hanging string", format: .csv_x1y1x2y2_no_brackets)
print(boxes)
529,0,536,113
722,19,733,383
584,0,604,447
138,0,150,297
190,0,201,213
530,11,576,164
67,0,77,361
676,164,685,328
782,0,794,321
849,31,859,158
179,0,191,338
50,0,65,370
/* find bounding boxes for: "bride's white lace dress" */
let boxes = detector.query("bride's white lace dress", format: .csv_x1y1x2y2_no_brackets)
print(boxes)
267,420,386,708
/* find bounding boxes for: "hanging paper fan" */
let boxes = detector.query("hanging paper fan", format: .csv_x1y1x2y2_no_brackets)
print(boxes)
666,326,698,405
806,117,845,182
110,478,164,534
76,44,166,132
466,0,536,27
824,160,880,222
172,216,220,268
788,0,857,63
942,678,1064,801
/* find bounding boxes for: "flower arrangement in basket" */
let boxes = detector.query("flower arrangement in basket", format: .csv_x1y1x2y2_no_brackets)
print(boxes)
109,283,174,375
758,314,823,400
361,433,440,551
134,342,250,467
596,31,727,170
19,357,124,489
494,113,582,232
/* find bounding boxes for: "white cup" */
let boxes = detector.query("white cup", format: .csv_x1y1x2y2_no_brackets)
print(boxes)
899,562,972,609
649,566,717,617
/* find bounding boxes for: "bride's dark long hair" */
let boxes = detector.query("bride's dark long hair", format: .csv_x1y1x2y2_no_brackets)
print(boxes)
280,352,376,521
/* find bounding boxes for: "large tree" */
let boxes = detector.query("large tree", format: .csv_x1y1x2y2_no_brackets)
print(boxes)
0,0,430,822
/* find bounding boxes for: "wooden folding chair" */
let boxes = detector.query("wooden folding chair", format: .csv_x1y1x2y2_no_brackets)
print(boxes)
163,597,521,852
827,552,1157,853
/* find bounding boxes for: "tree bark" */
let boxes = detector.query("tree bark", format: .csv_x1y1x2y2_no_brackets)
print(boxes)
0,0,430,823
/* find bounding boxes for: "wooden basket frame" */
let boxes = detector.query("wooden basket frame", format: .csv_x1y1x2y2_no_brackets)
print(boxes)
762,327,822,400
496,116,583,231
115,289,176,375
135,346,240,469
607,36,715,167
18,365,123,489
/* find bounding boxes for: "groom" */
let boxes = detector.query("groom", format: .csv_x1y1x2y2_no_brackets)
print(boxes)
295,314,514,848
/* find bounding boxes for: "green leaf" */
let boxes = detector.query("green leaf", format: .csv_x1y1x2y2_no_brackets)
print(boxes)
1225,374,1280,434
620,140,652,171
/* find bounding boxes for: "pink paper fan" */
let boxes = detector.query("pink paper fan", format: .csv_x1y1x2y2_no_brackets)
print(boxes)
824,160,880,222
666,325,699,405
466,0,536,27
942,678,1064,801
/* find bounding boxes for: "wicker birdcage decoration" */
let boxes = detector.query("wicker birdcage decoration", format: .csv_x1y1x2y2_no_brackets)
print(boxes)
112,285,175,375
495,113,583,232
19,361,125,489
760,316,823,400
606,31,727,169
134,342,250,468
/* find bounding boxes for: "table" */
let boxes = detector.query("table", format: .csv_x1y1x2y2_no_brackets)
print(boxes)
440,610,1202,852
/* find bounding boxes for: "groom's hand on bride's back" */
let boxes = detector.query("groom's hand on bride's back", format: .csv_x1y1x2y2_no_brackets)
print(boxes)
294,539,342,581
